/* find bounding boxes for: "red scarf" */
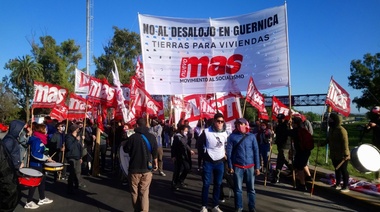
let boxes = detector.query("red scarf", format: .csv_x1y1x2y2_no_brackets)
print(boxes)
34,131,48,145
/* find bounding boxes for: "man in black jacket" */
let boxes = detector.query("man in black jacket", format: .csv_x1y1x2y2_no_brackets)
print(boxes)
272,114,292,184
65,124,85,194
124,118,158,212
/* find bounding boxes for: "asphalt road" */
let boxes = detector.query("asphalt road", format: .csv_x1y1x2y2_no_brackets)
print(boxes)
10,147,378,212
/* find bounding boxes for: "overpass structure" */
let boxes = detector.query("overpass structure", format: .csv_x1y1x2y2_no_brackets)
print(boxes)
263,93,327,107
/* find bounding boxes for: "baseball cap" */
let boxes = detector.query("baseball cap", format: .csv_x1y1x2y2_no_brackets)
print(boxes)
235,118,248,125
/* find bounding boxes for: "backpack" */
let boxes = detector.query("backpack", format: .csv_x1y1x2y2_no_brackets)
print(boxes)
0,140,20,212
298,128,314,151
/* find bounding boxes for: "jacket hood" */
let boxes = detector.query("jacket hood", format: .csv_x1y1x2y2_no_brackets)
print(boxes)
6,120,25,138
134,126,150,135
329,113,342,128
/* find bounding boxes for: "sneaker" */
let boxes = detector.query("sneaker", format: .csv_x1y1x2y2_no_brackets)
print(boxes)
211,205,223,212
180,183,188,188
38,198,53,205
159,171,166,176
79,183,87,188
235,209,243,212
271,178,279,184
331,184,341,190
25,201,39,209
340,187,350,193
200,206,208,212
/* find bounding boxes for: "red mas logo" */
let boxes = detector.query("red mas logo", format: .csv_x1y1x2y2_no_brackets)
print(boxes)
179,54,243,78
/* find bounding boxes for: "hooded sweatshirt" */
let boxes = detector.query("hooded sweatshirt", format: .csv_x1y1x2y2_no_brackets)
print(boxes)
2,120,25,169
327,113,350,160
124,126,158,174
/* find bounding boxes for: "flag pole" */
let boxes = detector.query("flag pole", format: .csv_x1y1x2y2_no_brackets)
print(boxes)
242,97,247,117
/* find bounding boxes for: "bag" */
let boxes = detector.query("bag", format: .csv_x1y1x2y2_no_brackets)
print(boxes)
0,140,20,212
298,128,314,151
147,161,153,170
141,135,153,170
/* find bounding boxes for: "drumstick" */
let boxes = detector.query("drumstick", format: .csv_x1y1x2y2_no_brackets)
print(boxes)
50,151,57,159
335,159,346,170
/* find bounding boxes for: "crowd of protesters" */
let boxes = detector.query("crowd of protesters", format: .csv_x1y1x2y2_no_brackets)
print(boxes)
1,109,360,212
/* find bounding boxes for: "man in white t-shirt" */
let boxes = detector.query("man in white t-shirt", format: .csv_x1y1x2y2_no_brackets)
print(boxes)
199,113,228,212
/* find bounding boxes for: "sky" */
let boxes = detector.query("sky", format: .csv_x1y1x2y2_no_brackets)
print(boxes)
1,0,379,115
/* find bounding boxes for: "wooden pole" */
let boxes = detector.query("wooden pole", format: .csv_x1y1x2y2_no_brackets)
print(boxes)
310,145,320,197
242,98,247,117
92,106,101,177
264,144,272,186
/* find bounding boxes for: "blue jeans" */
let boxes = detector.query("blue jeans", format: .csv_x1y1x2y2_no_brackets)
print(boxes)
259,143,270,169
202,160,224,207
233,166,256,211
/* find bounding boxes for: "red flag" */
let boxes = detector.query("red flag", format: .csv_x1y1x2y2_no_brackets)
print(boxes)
326,78,351,117
87,78,116,107
50,103,68,121
33,81,68,108
258,107,269,120
67,93,88,120
272,96,291,120
246,77,266,113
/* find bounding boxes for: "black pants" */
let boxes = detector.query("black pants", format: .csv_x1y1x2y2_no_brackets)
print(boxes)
172,159,191,186
332,159,349,188
68,159,81,190
100,144,107,171
274,146,291,179
27,166,46,202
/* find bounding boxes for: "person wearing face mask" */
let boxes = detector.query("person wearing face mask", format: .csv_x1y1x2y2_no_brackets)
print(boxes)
256,122,272,173
319,113,350,192
65,124,85,194
226,118,260,212
171,125,194,190
48,123,67,181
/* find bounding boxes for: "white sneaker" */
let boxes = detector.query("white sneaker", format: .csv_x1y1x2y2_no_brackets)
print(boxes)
38,198,53,205
159,171,166,176
211,205,223,212
25,201,39,209
200,206,208,212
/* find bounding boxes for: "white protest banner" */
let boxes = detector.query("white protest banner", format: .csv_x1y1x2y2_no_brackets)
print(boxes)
139,5,288,95
33,81,68,108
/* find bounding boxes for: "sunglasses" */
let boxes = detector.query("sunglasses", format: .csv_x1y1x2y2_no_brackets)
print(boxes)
216,120,224,123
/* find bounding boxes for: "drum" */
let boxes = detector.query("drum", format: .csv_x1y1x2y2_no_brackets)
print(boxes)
119,145,130,176
350,144,380,173
44,162,64,172
18,168,43,187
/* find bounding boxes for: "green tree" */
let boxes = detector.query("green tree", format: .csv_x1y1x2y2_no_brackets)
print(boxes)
31,35,82,92
348,53,380,110
0,82,20,123
4,55,44,122
93,26,141,84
